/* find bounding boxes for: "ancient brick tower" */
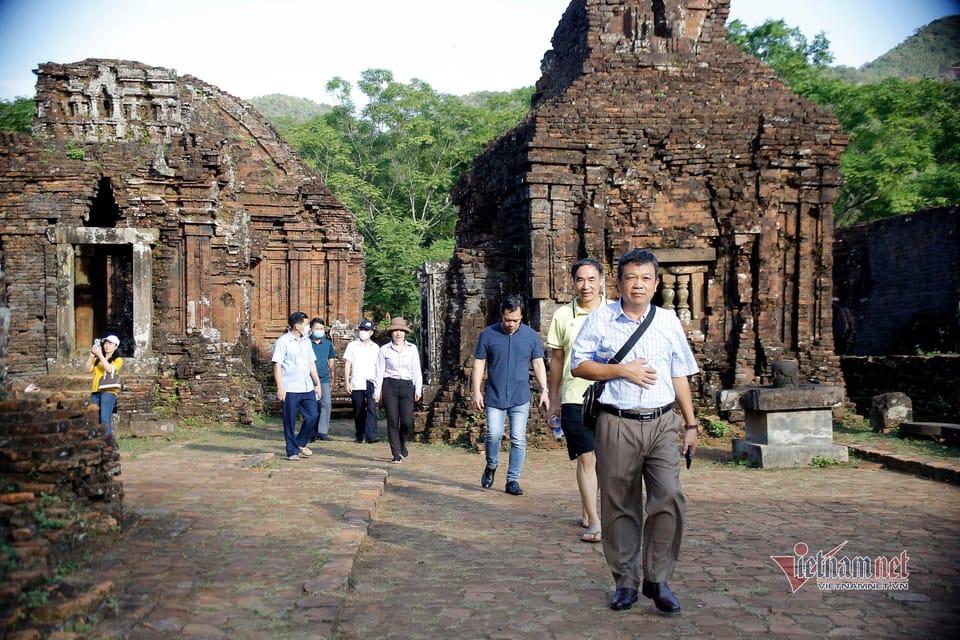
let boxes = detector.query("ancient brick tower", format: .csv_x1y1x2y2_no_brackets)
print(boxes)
423,0,847,443
0,59,364,422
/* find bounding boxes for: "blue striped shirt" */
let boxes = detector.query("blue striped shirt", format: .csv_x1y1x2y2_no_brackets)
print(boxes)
570,300,699,410
272,331,317,393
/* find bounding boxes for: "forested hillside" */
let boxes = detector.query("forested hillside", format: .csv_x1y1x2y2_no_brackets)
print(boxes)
826,15,960,83
247,94,331,124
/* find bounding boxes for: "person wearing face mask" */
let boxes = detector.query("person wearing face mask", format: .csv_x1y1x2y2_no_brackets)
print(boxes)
308,317,337,442
84,334,123,434
373,317,423,463
343,319,381,444
272,311,323,461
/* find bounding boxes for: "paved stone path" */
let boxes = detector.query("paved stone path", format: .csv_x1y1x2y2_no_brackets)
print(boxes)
75,419,959,639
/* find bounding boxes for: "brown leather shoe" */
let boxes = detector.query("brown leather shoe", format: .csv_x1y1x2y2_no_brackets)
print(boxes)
641,580,680,613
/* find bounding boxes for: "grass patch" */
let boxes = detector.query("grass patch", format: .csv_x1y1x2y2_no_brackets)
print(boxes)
833,416,960,460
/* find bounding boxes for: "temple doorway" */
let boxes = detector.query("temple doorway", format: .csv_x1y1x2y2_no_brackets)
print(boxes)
73,244,134,358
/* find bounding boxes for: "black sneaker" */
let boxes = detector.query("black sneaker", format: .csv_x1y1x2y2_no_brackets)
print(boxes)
317,434,332,441
400,445,409,458
390,455,402,464
481,466,496,489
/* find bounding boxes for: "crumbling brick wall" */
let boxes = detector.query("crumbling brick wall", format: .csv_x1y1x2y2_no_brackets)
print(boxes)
833,206,960,356
0,59,364,424
0,394,124,634
425,0,847,444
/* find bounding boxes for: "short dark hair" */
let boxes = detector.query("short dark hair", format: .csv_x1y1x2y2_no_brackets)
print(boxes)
310,317,325,327
500,294,525,315
288,311,308,328
617,249,660,280
571,257,603,279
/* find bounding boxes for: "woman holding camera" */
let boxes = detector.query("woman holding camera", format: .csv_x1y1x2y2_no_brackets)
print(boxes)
84,334,123,434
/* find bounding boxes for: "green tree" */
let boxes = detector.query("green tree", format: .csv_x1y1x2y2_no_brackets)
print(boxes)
728,19,960,225
726,18,833,92
827,78,960,223
0,97,33,133
280,71,531,321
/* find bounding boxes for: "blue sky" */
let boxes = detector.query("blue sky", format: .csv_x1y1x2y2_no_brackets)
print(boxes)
0,0,957,102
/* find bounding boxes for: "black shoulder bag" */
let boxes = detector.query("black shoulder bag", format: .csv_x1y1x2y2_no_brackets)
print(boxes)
581,306,656,431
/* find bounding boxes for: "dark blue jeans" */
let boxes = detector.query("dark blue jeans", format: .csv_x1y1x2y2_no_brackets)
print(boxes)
282,391,318,457
351,380,379,442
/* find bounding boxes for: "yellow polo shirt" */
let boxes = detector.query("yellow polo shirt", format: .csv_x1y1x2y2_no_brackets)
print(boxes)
546,299,603,405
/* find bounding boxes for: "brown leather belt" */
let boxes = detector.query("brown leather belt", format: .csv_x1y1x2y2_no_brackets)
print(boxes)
598,402,674,421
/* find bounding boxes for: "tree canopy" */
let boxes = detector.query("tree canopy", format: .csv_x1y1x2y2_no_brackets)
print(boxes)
728,18,960,225
0,97,33,133
277,71,532,324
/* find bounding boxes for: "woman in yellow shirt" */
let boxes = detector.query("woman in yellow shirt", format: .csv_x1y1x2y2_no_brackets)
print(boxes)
84,334,123,434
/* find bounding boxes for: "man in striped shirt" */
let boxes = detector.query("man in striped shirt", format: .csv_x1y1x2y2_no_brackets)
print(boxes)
571,249,699,614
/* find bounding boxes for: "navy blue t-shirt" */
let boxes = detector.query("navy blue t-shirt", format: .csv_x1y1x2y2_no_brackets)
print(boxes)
474,323,545,409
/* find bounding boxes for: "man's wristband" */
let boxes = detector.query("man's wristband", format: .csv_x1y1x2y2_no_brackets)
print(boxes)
685,424,699,430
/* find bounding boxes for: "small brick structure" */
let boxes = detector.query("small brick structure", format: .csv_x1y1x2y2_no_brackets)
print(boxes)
0,59,364,428
422,0,847,445
0,393,126,636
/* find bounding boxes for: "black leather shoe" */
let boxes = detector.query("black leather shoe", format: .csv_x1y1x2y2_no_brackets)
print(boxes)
641,580,681,613
481,466,496,489
609,587,639,610
505,480,523,495
317,434,332,441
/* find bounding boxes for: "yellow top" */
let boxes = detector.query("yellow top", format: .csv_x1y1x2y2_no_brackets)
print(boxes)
546,299,602,404
91,357,123,395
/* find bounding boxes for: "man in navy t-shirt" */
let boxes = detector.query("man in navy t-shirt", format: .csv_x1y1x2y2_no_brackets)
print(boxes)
471,295,549,496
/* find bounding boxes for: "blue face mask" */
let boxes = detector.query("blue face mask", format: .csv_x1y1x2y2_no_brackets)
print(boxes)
313,330,325,339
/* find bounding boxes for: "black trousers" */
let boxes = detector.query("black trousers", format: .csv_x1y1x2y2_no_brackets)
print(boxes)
351,380,379,442
382,377,415,457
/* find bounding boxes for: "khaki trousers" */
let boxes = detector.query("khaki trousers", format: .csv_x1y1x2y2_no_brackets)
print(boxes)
595,410,685,589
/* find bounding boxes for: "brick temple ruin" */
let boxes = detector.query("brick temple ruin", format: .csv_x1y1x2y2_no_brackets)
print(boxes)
422,0,848,444
0,59,364,425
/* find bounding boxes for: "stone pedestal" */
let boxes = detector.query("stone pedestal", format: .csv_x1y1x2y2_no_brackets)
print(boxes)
731,385,848,468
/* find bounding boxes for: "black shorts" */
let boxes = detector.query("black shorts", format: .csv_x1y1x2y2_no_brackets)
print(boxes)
561,403,595,460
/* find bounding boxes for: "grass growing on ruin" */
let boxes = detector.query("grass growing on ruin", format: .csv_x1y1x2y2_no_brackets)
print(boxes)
832,413,960,460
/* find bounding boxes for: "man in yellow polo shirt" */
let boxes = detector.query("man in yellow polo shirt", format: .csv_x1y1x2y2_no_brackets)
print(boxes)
546,258,606,542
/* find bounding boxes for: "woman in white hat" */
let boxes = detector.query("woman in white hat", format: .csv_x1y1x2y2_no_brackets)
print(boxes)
373,317,423,463
84,334,123,434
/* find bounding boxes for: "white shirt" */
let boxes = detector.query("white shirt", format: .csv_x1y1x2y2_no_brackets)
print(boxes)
373,340,423,396
343,339,381,391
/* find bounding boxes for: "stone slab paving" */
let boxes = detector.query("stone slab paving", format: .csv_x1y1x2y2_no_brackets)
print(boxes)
76,419,388,639
334,446,960,640
69,419,959,640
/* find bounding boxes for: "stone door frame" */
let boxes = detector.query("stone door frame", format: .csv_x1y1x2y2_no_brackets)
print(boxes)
47,226,159,374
